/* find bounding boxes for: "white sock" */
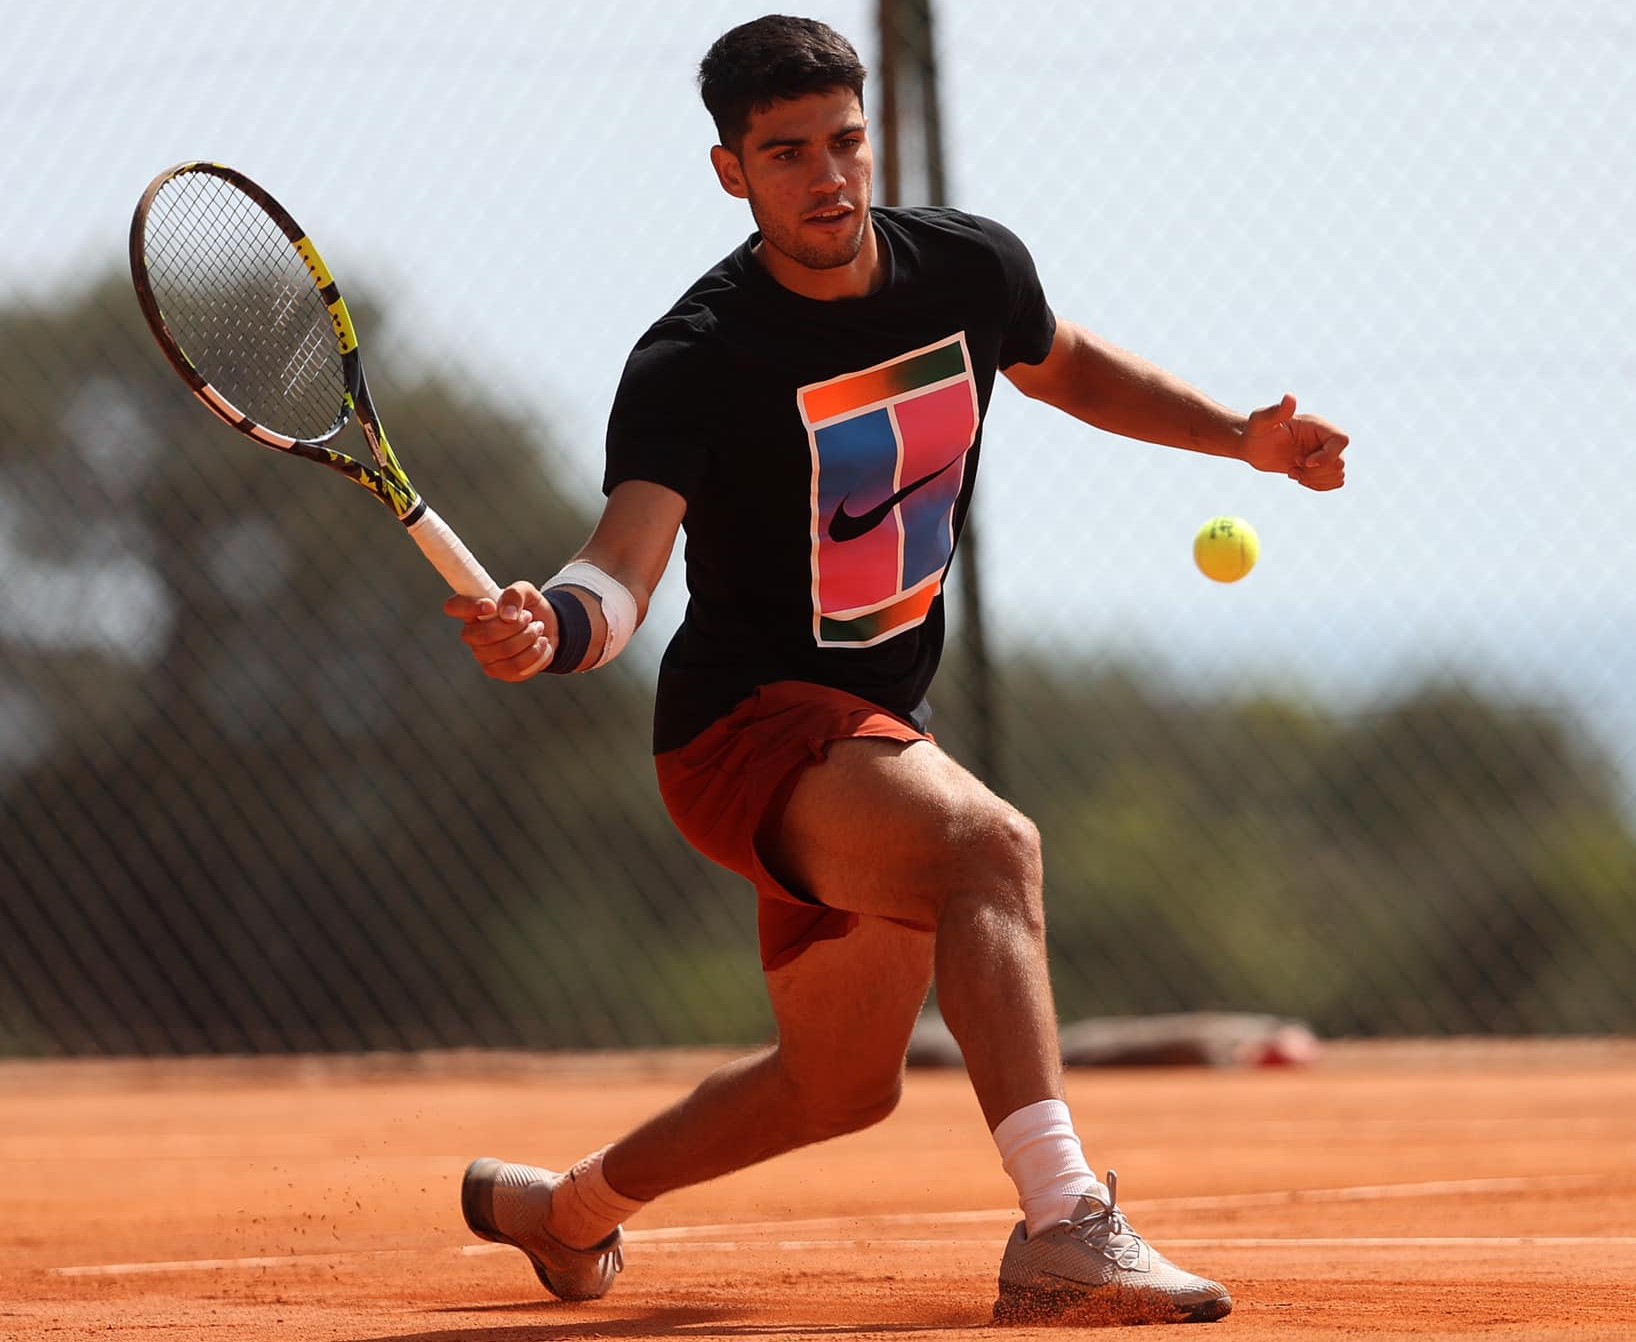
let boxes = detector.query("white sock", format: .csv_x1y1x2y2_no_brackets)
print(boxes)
548,1147,649,1250
992,1099,1108,1236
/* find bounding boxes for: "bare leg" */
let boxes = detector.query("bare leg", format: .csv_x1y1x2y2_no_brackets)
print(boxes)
603,913,934,1200
606,735,1060,1197
770,738,1065,1129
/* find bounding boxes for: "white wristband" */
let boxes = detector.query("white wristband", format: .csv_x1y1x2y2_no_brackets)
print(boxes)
546,561,638,670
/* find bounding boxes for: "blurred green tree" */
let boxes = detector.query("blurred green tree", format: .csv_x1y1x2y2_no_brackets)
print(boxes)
0,275,759,1055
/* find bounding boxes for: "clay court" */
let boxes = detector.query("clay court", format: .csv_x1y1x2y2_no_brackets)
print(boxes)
4,1039,1633,1341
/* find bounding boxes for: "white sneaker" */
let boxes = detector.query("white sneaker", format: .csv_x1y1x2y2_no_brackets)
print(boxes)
993,1171,1231,1325
461,1157,623,1301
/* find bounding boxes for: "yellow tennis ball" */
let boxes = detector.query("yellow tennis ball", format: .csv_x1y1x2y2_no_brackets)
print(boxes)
1193,516,1259,583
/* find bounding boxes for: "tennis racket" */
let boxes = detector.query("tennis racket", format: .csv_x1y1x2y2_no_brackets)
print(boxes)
129,160,500,599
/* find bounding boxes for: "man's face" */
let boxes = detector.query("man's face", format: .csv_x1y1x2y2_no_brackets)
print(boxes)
712,87,874,277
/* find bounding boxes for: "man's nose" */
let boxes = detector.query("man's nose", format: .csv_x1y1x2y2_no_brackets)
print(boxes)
811,155,846,190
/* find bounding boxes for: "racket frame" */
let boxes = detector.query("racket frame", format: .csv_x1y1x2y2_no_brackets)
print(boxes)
131,161,423,520
130,161,500,598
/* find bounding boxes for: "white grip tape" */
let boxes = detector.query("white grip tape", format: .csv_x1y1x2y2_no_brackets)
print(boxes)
547,560,638,670
406,507,501,600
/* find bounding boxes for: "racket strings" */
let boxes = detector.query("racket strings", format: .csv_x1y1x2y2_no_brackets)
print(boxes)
142,172,348,443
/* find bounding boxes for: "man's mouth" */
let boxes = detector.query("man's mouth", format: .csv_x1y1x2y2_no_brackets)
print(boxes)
805,202,854,225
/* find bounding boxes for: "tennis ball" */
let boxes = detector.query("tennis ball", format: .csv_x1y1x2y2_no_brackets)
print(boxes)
1193,516,1259,583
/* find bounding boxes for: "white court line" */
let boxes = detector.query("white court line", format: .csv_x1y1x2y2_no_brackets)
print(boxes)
55,1250,406,1278
580,1237,1636,1253
50,1173,1619,1279
1140,1173,1603,1212
60,1235,1636,1278
1173,1238,1636,1249
621,1174,1604,1242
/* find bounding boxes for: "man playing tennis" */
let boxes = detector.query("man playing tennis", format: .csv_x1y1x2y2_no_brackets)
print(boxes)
446,14,1347,1327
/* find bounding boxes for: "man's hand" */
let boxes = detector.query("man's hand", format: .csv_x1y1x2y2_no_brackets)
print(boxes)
1241,394,1349,491
443,582,555,681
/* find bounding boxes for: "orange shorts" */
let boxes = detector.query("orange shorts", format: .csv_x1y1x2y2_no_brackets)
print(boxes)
655,680,932,972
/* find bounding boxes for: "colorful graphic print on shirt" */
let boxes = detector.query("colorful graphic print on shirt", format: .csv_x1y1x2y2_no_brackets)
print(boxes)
797,333,980,648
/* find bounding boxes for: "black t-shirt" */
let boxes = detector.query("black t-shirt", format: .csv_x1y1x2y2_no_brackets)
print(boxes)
604,206,1056,753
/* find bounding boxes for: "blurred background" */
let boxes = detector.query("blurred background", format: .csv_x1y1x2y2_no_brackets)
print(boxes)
2,0,1633,1055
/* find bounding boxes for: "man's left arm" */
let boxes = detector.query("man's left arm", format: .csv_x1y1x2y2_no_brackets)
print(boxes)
1003,318,1349,491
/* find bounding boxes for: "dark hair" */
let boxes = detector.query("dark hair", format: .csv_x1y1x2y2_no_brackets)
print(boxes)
698,15,867,151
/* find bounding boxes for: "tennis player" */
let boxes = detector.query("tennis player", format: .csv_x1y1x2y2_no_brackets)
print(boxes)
446,14,1347,1327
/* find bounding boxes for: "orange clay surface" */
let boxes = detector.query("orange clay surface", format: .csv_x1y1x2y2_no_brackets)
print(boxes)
3,1039,1634,1341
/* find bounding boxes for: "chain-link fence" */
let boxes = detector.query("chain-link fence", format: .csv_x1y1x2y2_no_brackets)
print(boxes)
3,1,1633,1056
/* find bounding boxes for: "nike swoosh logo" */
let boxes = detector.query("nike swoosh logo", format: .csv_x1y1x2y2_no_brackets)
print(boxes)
828,459,958,543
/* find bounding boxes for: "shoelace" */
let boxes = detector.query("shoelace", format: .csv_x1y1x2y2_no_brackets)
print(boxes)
1065,1170,1143,1261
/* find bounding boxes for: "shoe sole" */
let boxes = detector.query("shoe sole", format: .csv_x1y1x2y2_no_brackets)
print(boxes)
460,1158,509,1245
994,1281,1232,1326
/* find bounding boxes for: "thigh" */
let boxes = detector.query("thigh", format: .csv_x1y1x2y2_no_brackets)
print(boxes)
764,908,935,1100
766,735,1030,928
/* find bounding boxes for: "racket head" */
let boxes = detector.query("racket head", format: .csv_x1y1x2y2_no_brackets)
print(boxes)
130,161,362,453
128,162,503,595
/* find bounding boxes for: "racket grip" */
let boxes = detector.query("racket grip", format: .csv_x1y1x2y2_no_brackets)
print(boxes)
405,506,502,600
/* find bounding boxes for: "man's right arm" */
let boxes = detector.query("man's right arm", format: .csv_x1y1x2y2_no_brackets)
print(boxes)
444,479,687,683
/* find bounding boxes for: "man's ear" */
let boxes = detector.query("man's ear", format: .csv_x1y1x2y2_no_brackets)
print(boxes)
710,144,748,200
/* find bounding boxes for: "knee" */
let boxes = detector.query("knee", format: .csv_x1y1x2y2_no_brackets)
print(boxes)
990,808,1044,890
948,804,1044,918
786,1064,905,1143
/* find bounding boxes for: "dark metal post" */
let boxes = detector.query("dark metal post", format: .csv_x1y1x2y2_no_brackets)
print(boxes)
877,0,1001,788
